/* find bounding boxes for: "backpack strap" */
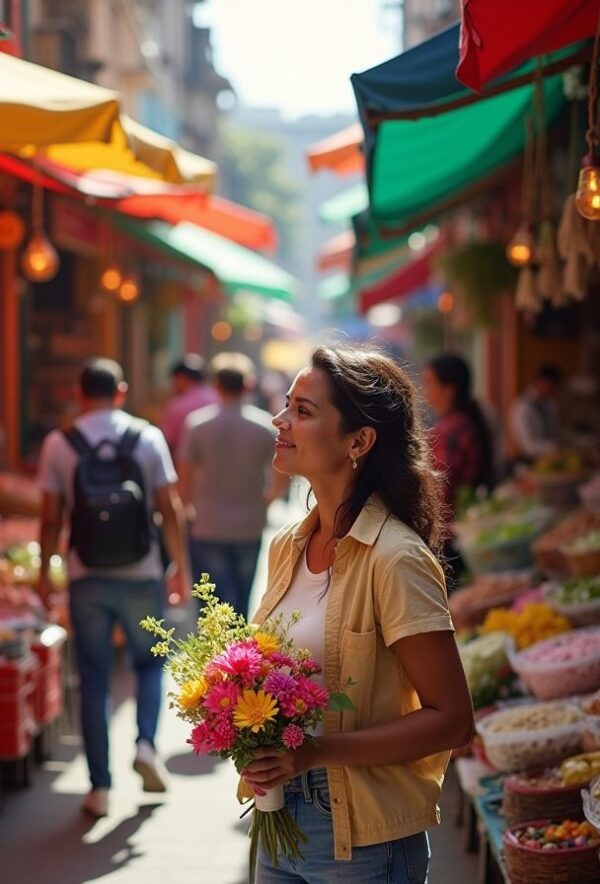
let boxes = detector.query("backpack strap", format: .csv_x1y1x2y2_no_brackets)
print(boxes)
63,427,92,456
119,418,149,455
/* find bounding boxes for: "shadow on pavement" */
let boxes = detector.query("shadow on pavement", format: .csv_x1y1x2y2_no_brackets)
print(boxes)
164,749,221,776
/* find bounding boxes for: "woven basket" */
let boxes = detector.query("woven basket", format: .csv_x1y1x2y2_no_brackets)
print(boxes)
564,548,600,579
502,774,585,826
503,820,600,884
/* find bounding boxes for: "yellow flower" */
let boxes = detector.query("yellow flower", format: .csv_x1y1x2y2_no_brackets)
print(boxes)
178,678,208,711
233,689,279,733
253,632,280,656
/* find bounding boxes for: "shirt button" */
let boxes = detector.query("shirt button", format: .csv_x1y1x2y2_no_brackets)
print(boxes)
334,797,340,804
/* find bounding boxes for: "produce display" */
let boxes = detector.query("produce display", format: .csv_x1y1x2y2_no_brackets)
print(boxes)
533,510,600,575
509,627,600,701
449,571,533,629
458,631,518,709
531,452,587,476
549,577,600,605
481,602,571,650
561,751,600,786
565,531,600,554
475,701,584,772
508,819,599,850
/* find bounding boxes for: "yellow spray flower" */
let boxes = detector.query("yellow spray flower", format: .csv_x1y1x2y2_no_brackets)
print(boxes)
178,678,208,711
233,689,279,733
253,632,280,656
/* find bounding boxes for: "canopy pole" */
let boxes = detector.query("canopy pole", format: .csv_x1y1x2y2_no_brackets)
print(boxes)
0,248,20,467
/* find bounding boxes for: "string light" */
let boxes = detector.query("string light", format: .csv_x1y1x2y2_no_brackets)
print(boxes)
100,264,123,292
506,225,535,267
118,274,140,302
575,11,600,220
21,177,60,283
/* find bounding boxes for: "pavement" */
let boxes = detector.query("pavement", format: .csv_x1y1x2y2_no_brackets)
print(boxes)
0,493,479,883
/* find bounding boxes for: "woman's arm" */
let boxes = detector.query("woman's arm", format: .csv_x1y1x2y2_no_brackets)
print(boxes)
242,629,474,791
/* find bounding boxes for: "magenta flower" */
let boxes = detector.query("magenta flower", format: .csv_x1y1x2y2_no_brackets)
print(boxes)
263,671,298,703
298,677,329,710
202,682,241,716
187,721,213,754
212,641,263,685
212,718,236,752
268,651,295,669
282,724,305,750
297,659,322,676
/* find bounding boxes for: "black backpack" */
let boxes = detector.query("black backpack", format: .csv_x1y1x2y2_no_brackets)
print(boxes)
63,421,153,568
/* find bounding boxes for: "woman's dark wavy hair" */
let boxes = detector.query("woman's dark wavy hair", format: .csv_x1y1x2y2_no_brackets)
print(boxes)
311,344,445,555
427,354,495,492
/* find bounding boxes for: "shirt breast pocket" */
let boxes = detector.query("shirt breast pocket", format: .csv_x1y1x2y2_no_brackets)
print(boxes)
339,628,376,731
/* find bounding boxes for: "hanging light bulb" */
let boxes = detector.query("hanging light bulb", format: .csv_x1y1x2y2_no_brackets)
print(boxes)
575,152,600,220
21,229,60,282
100,264,123,292
118,274,140,302
21,176,60,283
506,224,535,267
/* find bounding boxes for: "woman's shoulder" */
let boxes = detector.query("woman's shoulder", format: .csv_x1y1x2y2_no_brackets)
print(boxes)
374,513,444,577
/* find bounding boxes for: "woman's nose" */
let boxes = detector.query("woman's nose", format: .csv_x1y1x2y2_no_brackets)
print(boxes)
273,408,290,428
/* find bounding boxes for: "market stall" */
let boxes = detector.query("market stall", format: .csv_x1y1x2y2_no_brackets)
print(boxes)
449,461,600,882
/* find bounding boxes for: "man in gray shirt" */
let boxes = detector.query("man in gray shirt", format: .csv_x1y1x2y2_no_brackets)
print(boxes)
38,358,190,819
177,352,286,617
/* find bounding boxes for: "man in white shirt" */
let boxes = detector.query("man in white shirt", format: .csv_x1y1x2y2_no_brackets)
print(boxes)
38,358,191,819
509,363,563,461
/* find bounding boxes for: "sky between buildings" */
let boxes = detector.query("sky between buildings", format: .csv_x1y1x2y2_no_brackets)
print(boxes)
195,0,401,118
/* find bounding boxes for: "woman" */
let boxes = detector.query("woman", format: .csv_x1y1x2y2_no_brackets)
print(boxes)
242,344,474,883
422,354,495,519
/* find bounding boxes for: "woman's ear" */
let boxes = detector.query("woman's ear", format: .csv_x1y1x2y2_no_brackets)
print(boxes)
350,426,377,460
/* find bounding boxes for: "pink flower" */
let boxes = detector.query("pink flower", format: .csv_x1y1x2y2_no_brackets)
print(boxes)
268,651,295,669
203,682,241,716
282,724,305,750
187,721,213,754
212,642,263,686
211,718,236,752
297,659,322,676
297,677,329,711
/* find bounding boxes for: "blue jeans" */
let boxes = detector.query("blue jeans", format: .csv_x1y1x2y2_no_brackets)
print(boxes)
69,577,165,789
256,769,430,883
189,538,261,618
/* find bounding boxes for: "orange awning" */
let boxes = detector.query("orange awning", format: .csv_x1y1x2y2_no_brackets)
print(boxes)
307,123,364,175
317,229,355,272
0,154,277,252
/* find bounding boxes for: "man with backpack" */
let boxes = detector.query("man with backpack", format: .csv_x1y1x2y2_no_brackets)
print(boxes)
37,358,191,819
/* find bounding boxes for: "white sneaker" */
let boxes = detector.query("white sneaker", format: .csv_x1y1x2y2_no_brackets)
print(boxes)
133,739,168,793
82,788,109,819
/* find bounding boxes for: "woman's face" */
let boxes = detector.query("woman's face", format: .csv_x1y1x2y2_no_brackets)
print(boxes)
272,365,354,480
422,366,455,417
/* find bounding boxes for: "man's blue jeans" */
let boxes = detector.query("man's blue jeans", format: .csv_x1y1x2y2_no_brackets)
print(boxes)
69,577,165,789
189,538,262,618
256,769,430,883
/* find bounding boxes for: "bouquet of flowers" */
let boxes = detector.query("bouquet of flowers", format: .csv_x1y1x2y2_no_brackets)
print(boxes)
141,573,353,879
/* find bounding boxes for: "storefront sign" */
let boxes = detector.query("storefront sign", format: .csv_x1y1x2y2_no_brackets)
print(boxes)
51,197,101,259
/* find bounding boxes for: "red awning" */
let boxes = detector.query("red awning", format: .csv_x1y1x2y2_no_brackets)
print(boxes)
307,123,364,175
317,229,355,272
0,154,277,252
457,0,598,92
358,236,445,314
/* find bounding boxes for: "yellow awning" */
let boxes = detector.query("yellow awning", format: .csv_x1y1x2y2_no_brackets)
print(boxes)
0,53,217,188
0,51,119,147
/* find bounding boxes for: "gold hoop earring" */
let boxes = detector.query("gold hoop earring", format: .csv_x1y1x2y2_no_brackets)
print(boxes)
351,455,358,471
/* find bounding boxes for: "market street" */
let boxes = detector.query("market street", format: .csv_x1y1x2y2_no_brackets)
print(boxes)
0,498,478,884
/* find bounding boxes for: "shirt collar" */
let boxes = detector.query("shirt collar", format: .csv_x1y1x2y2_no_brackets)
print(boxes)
291,493,389,549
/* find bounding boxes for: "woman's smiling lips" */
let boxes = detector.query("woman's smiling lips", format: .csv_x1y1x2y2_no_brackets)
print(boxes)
275,436,296,449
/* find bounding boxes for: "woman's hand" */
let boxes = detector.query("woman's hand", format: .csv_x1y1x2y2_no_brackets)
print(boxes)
241,742,317,794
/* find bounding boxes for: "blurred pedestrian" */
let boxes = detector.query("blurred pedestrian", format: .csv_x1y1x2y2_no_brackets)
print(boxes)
177,352,287,617
241,344,473,882
161,353,219,455
423,354,495,518
37,358,191,819
509,363,563,462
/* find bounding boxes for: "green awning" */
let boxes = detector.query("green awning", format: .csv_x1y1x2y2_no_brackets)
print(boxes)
115,217,297,301
318,273,352,301
319,182,368,224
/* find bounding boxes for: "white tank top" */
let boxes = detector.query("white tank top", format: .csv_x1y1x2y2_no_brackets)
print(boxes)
270,545,328,735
